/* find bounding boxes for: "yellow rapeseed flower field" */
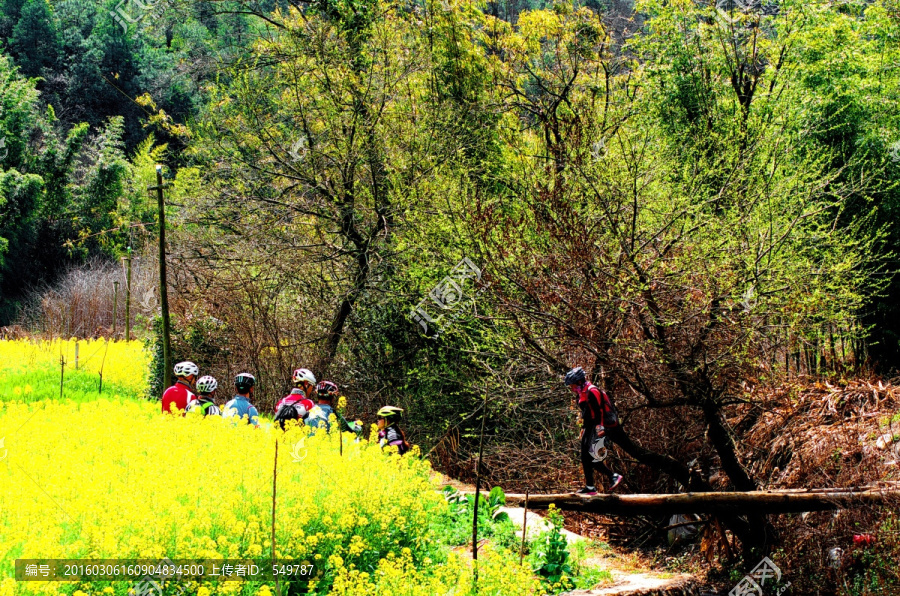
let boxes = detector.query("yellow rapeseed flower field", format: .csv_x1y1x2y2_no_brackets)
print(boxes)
0,379,541,595
0,340,151,401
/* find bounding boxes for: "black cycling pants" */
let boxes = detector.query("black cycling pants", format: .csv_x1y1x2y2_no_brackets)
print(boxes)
581,424,624,486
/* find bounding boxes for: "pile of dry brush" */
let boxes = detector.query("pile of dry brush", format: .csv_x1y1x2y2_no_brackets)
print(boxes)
741,379,900,594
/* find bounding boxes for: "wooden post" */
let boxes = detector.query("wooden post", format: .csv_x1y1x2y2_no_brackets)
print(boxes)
829,325,837,371
472,392,489,569
150,166,173,389
113,281,119,337
840,325,846,367
60,355,65,399
271,440,281,596
75,342,79,370
519,490,529,565
124,250,132,342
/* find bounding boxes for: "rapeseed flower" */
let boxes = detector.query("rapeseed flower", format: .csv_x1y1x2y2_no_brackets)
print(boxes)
0,341,544,595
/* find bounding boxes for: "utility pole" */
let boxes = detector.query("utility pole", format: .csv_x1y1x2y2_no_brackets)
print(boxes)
123,249,132,342
149,165,172,390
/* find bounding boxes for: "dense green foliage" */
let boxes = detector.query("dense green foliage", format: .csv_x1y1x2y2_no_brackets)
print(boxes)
2,0,900,584
0,0,266,320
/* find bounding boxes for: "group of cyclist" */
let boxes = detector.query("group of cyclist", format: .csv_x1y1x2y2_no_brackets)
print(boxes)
161,361,620,489
160,361,410,454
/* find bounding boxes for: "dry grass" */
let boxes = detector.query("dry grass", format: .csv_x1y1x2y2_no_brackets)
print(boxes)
14,257,157,339
743,378,900,489
738,378,900,595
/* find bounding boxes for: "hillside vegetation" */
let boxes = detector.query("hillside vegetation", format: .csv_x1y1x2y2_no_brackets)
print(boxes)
2,0,900,592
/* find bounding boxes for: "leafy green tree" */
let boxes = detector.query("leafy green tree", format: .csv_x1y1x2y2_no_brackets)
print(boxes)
7,0,59,77
184,0,462,375
0,53,143,323
787,0,900,369
463,0,885,560
0,53,43,320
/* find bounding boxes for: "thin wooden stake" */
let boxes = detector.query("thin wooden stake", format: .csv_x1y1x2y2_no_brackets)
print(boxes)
124,250,132,342
472,392,489,591
60,356,65,399
113,281,119,337
272,440,281,596
99,338,111,395
519,490,529,565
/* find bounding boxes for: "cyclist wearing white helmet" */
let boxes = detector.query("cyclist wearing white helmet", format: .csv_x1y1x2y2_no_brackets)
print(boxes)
162,361,199,415
187,376,221,416
294,368,317,400
273,368,316,427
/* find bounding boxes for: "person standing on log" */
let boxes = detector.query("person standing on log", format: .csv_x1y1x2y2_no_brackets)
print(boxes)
565,367,624,495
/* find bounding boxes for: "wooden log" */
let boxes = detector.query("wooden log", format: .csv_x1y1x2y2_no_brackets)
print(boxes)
464,489,900,516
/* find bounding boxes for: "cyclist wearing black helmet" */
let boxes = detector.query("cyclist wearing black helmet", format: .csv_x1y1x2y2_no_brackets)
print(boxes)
224,373,260,427
306,380,339,432
565,366,624,495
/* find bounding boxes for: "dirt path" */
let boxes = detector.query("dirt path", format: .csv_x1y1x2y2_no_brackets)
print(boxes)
434,473,697,595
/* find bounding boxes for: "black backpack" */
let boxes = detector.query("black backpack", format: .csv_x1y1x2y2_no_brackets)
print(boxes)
274,403,307,430
600,389,620,427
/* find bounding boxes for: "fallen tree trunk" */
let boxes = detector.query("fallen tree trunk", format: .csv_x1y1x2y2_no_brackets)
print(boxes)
474,489,900,516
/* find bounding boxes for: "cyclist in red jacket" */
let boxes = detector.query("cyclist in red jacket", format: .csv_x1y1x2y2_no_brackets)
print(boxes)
162,361,199,415
565,366,624,495
273,368,317,429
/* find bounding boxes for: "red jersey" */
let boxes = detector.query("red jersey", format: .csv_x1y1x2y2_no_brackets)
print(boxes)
162,381,195,415
275,389,314,414
576,383,618,428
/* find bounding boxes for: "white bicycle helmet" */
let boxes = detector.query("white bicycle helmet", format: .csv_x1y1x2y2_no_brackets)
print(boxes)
196,375,218,394
174,361,199,378
292,368,316,386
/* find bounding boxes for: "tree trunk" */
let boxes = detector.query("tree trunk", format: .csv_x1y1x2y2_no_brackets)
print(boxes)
320,250,369,375
493,488,898,515
605,427,703,491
